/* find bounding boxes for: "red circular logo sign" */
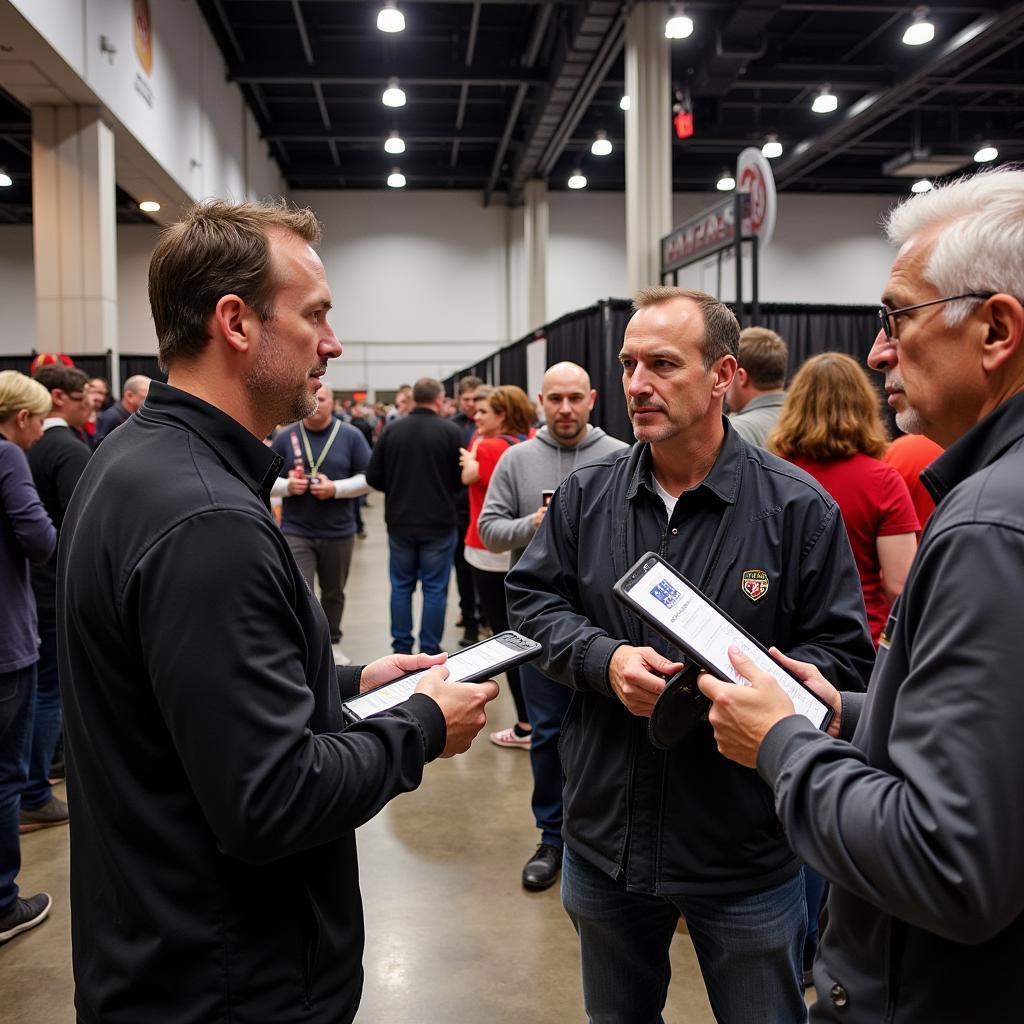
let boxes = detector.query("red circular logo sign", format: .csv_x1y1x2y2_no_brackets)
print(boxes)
739,166,766,233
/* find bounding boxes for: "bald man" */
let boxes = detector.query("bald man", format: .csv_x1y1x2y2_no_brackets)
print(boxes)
95,374,151,445
478,362,627,890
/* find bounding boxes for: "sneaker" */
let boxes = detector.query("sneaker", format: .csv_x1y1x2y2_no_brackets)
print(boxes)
522,843,563,891
0,893,52,944
458,631,479,648
489,726,532,750
48,758,66,783
332,643,351,667
19,796,69,833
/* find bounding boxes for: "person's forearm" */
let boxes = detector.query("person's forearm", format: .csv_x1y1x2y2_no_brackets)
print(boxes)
333,473,371,499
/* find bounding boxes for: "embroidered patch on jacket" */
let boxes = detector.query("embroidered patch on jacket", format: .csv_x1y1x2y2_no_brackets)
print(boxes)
740,569,769,602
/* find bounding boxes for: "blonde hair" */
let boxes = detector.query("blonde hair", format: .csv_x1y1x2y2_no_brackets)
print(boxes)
488,385,536,437
768,353,888,460
0,370,52,423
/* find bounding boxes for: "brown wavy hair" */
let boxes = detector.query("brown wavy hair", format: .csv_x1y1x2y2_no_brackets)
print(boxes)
487,385,536,437
768,352,888,460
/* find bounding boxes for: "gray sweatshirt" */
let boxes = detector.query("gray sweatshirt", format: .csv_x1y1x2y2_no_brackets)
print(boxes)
477,425,628,565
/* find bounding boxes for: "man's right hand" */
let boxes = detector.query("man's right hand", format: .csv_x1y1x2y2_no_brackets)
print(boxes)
531,504,547,530
608,645,684,718
287,469,310,495
415,667,500,757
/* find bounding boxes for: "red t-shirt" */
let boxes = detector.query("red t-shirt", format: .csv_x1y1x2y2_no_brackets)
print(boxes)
788,453,919,644
465,434,519,550
883,434,944,529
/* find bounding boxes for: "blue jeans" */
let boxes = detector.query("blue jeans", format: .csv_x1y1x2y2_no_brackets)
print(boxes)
388,530,458,655
22,617,59,810
520,662,571,847
561,845,807,1024
0,664,36,913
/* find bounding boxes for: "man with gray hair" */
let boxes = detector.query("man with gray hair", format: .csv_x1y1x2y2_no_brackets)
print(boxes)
507,286,873,1023
726,326,789,446
94,373,151,444
698,166,1024,1022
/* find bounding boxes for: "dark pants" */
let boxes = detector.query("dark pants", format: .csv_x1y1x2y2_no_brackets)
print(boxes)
452,512,478,633
0,664,35,913
388,530,458,655
520,662,571,847
285,534,356,644
21,617,59,810
471,566,528,724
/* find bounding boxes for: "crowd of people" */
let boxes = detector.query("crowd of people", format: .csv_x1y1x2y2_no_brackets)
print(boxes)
1,167,1023,1024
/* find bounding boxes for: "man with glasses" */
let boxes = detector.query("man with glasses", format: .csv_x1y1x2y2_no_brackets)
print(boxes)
698,166,1024,1022
21,365,92,832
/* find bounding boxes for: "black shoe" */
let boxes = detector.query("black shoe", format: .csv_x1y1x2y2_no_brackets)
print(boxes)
458,631,479,647
522,843,562,891
0,893,52,944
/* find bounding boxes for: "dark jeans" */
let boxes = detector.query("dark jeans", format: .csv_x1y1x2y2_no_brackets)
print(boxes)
562,846,807,1024
0,664,35,913
520,662,571,847
388,530,458,655
471,566,528,724
285,534,356,644
22,617,59,810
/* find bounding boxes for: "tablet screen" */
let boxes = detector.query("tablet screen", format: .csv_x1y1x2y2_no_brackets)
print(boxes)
622,557,830,729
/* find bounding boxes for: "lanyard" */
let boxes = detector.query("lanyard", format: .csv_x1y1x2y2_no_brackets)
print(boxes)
298,419,342,477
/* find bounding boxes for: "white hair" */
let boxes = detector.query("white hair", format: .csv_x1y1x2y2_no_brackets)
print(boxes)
884,165,1024,326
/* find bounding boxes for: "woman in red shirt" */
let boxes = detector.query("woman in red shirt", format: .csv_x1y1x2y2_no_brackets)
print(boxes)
460,385,537,748
768,352,919,647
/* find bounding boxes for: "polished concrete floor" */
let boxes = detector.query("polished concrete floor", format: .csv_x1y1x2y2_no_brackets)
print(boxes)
1,499,811,1022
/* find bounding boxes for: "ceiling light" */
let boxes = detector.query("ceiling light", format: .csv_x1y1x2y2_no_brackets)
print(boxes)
382,78,406,108
811,86,838,114
387,167,406,188
974,144,998,163
0,170,12,188
376,2,405,34
911,178,932,194
665,6,694,39
139,200,161,213
902,6,934,46
591,131,612,157
717,169,736,191
619,95,631,111
384,130,406,155
567,169,587,190
761,133,783,159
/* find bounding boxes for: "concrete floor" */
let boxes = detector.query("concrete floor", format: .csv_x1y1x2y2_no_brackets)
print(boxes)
1,498,807,1022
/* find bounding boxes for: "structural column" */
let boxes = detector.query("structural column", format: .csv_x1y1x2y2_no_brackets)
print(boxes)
523,179,548,331
625,1,672,293
32,105,119,377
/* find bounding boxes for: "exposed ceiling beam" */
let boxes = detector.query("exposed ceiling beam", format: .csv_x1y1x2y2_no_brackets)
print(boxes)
228,62,547,87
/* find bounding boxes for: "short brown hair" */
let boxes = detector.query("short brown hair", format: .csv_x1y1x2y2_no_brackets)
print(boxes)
632,286,739,369
34,365,89,395
737,327,788,390
487,385,536,437
148,199,322,370
412,378,443,404
768,353,888,461
457,375,483,395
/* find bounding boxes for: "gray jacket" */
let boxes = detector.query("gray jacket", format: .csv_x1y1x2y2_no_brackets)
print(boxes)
728,391,785,447
758,391,1024,1022
477,425,627,566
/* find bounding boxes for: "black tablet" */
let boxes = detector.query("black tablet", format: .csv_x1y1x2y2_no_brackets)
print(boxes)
613,552,833,732
342,631,542,722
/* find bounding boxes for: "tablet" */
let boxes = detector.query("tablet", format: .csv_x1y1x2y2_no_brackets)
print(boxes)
342,631,543,722
613,552,833,731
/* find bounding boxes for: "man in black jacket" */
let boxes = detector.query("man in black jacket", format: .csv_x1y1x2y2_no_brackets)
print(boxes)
506,286,873,1024
58,200,498,1024
698,167,1024,1023
366,378,464,655
21,363,92,833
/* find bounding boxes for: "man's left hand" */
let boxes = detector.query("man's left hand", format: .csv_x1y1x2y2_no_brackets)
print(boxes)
696,646,796,768
309,476,337,500
359,651,448,693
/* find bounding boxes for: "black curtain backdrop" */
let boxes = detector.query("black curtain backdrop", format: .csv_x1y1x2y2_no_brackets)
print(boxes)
0,353,166,388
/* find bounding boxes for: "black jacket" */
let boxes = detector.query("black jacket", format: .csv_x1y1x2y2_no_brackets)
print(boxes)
760,392,1024,1023
28,422,90,617
506,423,873,894
58,382,446,1024
366,406,463,535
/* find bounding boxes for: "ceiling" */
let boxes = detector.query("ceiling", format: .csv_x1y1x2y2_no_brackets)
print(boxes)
1,0,1022,222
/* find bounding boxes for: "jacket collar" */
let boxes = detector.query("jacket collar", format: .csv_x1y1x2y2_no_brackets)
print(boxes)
626,416,742,506
138,381,283,502
738,391,785,412
921,390,1024,503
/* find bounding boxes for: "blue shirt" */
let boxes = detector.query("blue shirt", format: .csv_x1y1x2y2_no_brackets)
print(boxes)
271,418,371,539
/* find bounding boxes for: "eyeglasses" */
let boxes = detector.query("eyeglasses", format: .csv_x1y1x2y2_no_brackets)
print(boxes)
877,292,993,340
